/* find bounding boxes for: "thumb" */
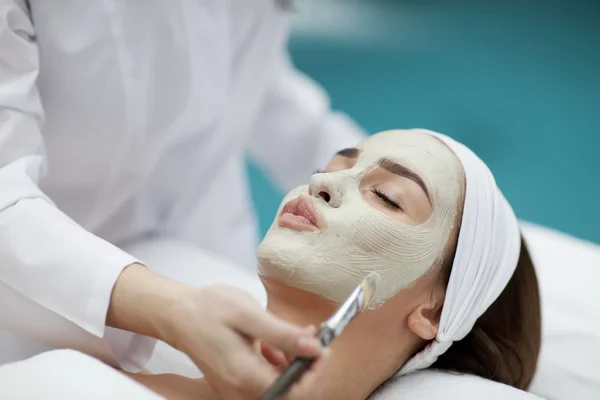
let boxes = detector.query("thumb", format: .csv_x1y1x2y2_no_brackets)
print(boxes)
260,341,289,367
231,307,322,359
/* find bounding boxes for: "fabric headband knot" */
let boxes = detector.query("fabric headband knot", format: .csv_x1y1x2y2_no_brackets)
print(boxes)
398,129,521,375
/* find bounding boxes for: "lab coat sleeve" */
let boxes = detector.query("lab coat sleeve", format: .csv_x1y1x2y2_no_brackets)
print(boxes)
0,1,155,371
246,52,367,190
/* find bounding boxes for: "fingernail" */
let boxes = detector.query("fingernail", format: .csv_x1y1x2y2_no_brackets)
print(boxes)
304,325,316,334
297,336,321,352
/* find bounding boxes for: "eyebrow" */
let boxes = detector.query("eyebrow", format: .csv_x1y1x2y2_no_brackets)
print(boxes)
336,147,360,158
379,158,432,205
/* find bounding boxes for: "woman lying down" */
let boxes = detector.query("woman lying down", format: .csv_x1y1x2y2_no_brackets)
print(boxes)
125,129,542,399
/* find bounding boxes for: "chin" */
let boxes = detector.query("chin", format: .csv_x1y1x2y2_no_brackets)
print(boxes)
256,224,359,305
257,224,327,285
256,226,312,274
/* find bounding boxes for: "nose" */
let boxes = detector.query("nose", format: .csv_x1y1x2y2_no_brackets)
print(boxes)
308,174,341,208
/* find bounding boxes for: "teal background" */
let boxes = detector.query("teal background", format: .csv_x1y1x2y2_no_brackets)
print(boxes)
249,0,600,243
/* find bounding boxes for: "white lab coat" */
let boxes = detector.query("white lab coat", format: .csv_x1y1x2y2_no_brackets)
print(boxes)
0,0,365,370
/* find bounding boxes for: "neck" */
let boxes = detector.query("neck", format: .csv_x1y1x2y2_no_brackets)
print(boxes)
261,276,417,399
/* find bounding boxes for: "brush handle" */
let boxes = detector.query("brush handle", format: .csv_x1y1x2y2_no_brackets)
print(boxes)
259,326,335,400
259,357,313,400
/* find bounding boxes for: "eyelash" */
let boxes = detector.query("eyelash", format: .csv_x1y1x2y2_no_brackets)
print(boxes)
373,189,402,210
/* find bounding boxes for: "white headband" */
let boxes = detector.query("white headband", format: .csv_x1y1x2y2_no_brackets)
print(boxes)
398,129,521,375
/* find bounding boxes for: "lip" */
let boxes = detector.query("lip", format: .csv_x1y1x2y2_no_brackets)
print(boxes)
278,195,323,232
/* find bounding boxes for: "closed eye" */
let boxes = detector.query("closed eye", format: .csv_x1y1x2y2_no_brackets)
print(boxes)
373,189,402,211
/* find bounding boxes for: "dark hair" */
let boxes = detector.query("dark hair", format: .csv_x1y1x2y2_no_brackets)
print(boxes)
431,233,541,389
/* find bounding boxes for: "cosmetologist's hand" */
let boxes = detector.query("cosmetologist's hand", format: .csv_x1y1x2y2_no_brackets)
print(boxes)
107,264,327,399
165,285,328,399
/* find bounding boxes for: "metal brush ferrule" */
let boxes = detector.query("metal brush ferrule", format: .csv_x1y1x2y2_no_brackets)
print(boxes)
322,285,365,337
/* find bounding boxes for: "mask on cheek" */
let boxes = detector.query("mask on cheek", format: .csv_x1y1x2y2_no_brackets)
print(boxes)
257,130,462,308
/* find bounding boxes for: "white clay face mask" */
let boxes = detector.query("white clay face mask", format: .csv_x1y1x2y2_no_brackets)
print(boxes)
257,129,464,308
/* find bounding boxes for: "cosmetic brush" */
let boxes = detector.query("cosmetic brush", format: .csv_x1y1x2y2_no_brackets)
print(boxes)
259,272,380,400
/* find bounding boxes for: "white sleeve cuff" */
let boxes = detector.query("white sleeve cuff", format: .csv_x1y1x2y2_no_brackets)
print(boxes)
0,198,156,371
91,255,158,372
103,327,157,372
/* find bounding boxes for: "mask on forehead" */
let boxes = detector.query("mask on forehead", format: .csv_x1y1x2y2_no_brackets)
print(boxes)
257,130,464,308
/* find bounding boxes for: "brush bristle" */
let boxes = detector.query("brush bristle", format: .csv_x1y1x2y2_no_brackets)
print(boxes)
360,272,380,310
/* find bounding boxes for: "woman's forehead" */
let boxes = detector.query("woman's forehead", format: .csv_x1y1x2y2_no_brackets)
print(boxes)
355,130,464,198
329,130,463,192
361,130,452,157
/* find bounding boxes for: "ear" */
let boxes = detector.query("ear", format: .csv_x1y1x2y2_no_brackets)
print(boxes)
407,300,444,341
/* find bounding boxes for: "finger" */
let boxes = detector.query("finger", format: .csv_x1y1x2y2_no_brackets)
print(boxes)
253,339,263,355
231,308,322,358
281,325,318,365
261,341,289,367
207,330,280,397
264,325,318,366
284,349,333,400
304,325,317,336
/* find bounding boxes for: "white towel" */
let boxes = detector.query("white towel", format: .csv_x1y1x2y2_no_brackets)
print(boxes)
371,369,544,400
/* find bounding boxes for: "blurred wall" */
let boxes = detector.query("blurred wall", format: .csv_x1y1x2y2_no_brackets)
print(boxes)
249,0,600,243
